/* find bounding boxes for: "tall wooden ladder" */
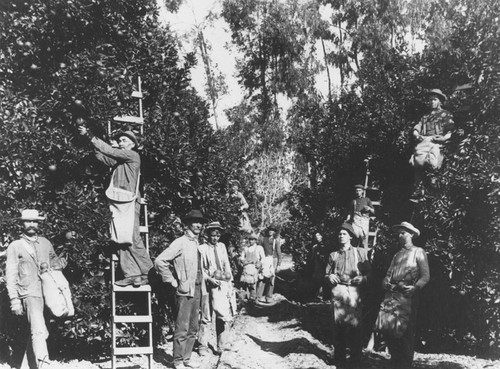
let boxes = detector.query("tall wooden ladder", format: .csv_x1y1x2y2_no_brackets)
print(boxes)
363,156,381,249
109,77,153,369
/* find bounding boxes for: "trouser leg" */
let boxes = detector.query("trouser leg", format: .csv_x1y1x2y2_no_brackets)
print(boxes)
119,201,153,277
256,279,265,299
265,275,275,299
348,324,363,360
173,295,193,365
184,284,202,362
198,294,211,351
216,319,230,350
333,323,347,363
23,297,49,368
248,283,257,299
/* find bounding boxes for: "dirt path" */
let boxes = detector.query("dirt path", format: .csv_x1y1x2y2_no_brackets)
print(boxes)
1,255,499,369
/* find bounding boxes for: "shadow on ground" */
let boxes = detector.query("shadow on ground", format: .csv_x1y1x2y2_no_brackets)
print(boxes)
246,334,333,364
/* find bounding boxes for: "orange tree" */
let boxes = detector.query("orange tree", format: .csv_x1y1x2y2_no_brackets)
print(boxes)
286,0,500,358
0,0,242,362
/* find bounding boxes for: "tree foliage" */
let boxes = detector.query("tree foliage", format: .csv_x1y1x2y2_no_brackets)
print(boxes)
0,0,242,361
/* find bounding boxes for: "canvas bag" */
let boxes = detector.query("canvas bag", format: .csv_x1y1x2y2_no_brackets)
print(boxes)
40,269,75,318
329,248,363,326
210,246,234,320
410,137,444,170
105,169,140,245
375,248,418,337
21,240,74,318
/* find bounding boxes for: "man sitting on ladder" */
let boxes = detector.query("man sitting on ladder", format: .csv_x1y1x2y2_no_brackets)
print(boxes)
78,125,153,286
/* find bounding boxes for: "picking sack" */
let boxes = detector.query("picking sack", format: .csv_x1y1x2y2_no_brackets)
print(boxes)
40,269,74,318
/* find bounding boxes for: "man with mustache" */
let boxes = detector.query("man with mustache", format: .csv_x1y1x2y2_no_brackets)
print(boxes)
155,210,207,369
78,126,153,286
6,209,67,368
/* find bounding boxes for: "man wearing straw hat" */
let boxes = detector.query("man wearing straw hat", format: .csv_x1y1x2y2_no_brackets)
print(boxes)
198,221,234,355
6,209,67,368
382,222,430,369
78,126,153,287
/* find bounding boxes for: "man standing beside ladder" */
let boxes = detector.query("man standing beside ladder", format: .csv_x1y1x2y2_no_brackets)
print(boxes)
78,126,153,287
6,209,67,368
155,209,207,369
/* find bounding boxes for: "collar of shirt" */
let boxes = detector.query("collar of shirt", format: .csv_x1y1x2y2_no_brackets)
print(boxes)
339,245,352,253
21,234,39,244
401,243,414,251
184,230,199,242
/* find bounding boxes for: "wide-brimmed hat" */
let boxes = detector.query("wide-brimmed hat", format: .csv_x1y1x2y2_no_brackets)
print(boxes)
392,221,420,237
340,223,356,238
205,221,224,232
182,209,207,224
425,89,447,103
114,130,139,147
248,233,259,240
229,179,240,188
18,209,45,221
354,184,364,190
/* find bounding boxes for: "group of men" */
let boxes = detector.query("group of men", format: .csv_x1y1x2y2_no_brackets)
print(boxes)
5,87,452,369
321,221,429,369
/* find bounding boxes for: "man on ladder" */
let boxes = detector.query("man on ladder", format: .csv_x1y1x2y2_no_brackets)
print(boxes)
78,126,153,286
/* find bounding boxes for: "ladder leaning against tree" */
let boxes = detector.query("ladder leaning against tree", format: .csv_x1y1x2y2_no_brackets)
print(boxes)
109,76,153,369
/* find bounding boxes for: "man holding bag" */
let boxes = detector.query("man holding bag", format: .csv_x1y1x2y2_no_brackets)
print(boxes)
6,209,67,368
379,222,430,369
326,223,371,366
410,89,454,201
198,221,234,355
78,126,153,287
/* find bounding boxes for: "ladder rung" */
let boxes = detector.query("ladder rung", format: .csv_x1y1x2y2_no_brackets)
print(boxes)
114,315,152,323
131,91,143,98
372,201,381,206
113,285,151,292
113,116,144,125
139,226,149,233
369,232,377,236
114,346,153,356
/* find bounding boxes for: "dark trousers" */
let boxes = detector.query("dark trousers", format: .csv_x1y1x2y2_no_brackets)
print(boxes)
333,322,362,363
386,294,419,369
173,284,202,365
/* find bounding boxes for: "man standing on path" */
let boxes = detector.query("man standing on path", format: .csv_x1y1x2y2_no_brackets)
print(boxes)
198,221,234,355
347,184,375,249
410,89,455,200
307,232,331,301
382,222,430,369
257,225,282,304
6,209,67,368
326,223,371,366
154,210,207,369
78,126,153,286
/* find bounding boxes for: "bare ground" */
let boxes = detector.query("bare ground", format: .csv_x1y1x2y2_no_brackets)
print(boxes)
1,255,499,369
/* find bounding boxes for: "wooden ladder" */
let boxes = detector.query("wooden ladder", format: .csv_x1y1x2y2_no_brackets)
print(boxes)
363,156,381,249
109,77,153,369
